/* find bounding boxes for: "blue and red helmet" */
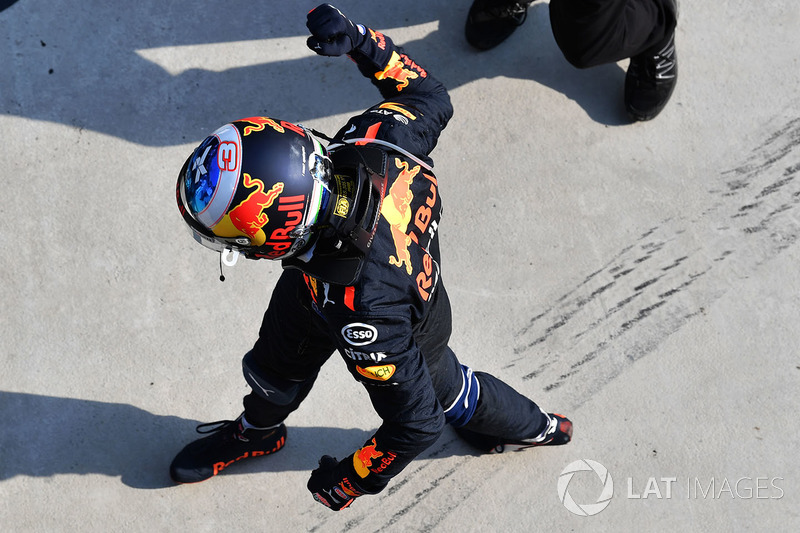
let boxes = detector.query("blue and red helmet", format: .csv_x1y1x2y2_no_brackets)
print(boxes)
177,116,387,284
177,117,333,261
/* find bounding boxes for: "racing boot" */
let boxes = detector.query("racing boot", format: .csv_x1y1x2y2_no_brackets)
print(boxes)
465,0,534,51
457,413,573,453
170,414,286,483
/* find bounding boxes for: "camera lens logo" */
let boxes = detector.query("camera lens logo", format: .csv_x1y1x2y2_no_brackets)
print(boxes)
557,460,614,516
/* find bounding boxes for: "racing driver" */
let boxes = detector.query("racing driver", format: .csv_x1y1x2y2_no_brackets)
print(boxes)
170,4,572,511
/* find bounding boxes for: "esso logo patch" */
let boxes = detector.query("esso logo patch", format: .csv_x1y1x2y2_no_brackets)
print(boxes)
342,323,378,346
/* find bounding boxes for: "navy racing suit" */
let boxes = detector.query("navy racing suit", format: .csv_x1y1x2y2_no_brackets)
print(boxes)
242,23,549,495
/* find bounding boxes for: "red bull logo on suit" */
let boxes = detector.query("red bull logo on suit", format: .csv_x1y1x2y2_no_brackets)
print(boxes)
374,51,427,91
380,158,440,301
381,159,419,274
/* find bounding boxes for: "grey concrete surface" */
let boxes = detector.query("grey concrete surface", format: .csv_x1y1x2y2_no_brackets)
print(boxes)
2,1,799,531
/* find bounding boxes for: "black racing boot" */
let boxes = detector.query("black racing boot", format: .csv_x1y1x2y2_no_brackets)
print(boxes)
457,413,573,453
465,0,534,51
624,30,678,121
170,414,286,483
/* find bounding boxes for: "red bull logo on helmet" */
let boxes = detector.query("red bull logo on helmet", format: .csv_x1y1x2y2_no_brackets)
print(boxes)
261,194,306,258
240,116,284,136
238,116,307,138
212,174,284,246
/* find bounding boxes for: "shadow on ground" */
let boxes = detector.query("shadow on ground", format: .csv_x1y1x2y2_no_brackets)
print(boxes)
0,391,478,489
0,1,628,148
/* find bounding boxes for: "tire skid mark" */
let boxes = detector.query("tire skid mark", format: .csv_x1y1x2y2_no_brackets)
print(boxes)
373,461,466,533
515,241,642,339
512,112,800,404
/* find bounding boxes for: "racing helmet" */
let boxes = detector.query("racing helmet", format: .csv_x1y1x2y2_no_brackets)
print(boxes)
177,117,333,261
177,116,387,284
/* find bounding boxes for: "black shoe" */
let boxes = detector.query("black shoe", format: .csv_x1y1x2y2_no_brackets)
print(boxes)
465,0,534,51
490,413,573,453
456,413,573,453
624,32,678,121
170,415,286,483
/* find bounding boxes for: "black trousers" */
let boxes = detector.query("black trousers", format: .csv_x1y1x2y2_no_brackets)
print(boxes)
242,268,547,445
549,0,678,68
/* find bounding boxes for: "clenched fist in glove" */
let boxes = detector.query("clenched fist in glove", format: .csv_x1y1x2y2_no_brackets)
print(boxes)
306,3,366,57
307,455,369,511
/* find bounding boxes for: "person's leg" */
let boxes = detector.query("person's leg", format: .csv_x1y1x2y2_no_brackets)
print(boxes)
550,0,678,121
434,356,572,453
549,0,675,68
420,285,570,452
242,269,337,427
170,269,336,483
623,0,678,120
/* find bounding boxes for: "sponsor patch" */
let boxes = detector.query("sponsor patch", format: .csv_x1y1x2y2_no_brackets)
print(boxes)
370,451,397,475
356,364,396,381
344,348,387,362
379,102,417,120
341,323,377,346
353,438,382,478
334,196,350,218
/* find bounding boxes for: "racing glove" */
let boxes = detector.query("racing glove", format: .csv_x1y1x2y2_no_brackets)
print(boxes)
307,455,370,511
306,3,366,57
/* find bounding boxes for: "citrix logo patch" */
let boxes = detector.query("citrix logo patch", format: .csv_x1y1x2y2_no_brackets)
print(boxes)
342,323,377,346
344,347,387,362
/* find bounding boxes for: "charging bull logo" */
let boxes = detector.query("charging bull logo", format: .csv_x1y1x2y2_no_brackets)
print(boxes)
214,174,284,245
239,116,307,137
381,159,420,274
353,438,383,478
374,51,424,91
240,117,284,135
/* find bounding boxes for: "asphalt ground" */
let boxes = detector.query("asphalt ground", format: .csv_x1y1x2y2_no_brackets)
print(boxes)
2,1,799,531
